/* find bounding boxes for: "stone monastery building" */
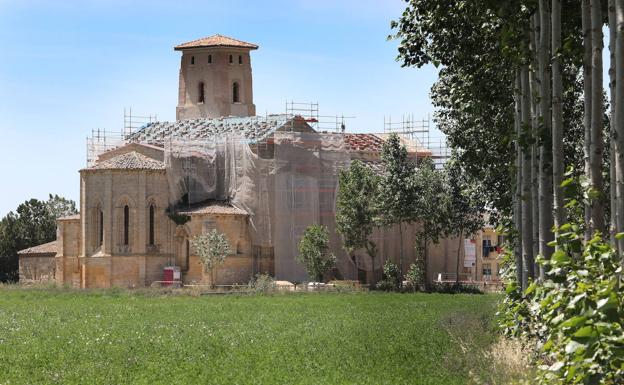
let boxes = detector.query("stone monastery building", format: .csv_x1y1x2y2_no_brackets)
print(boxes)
18,35,501,288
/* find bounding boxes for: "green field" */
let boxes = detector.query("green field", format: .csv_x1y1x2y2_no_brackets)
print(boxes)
0,289,501,385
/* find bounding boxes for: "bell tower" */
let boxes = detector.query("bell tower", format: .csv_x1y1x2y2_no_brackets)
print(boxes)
175,34,258,120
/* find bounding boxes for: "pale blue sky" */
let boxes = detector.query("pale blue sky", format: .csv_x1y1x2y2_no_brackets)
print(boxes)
0,0,440,217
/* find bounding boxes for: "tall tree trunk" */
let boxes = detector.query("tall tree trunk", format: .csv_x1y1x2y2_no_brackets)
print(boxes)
531,14,541,274
455,227,463,287
398,222,404,285
538,0,554,279
423,233,429,290
609,0,619,249
615,0,624,255
514,70,524,287
521,65,534,290
552,0,565,231
590,0,606,235
582,0,593,240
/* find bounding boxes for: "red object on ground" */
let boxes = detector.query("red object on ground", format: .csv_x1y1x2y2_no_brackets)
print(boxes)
163,267,174,285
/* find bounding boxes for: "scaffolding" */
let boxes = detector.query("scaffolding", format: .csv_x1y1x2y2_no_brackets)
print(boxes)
123,107,158,136
86,109,157,166
285,100,355,133
383,115,450,169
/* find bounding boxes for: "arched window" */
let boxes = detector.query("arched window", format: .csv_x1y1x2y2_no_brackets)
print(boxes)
185,239,190,270
232,82,240,103
229,54,233,64
123,205,129,246
198,82,205,103
238,55,242,64
208,54,212,64
148,204,155,246
98,208,103,247
191,56,195,65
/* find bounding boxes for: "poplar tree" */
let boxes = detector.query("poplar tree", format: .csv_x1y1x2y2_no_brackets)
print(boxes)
335,160,380,282
377,133,417,278
589,0,605,235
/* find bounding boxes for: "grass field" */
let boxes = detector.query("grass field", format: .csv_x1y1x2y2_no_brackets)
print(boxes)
0,288,503,385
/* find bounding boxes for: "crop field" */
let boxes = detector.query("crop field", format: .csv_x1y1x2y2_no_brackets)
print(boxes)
0,288,502,384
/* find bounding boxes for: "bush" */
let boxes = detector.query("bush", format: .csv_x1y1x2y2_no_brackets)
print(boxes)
404,262,424,291
248,273,275,294
376,279,397,292
498,223,624,384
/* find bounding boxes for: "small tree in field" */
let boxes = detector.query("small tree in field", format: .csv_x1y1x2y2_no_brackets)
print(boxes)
191,229,232,286
377,133,417,279
297,225,336,282
336,160,380,282
444,157,485,287
412,157,450,290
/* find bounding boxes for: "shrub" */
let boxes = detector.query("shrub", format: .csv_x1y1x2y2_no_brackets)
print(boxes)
376,260,400,291
498,223,624,384
404,262,424,291
248,273,275,294
296,225,336,282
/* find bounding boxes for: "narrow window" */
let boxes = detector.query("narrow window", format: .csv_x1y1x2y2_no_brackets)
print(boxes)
185,239,190,269
208,54,212,64
229,54,233,64
149,205,155,246
238,55,242,64
232,82,240,103
198,82,205,103
98,209,103,247
191,56,195,65
123,205,129,246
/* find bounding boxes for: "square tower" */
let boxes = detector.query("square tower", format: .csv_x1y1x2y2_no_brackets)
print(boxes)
175,35,258,120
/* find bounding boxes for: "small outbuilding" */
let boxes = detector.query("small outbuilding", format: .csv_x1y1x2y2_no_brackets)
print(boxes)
18,241,57,282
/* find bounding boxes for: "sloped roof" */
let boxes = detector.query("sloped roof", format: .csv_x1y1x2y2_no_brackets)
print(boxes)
127,115,310,146
344,134,386,152
87,151,165,171
177,201,248,216
175,34,259,50
18,241,57,256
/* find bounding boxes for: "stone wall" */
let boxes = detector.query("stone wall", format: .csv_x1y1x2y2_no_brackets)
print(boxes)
20,256,56,282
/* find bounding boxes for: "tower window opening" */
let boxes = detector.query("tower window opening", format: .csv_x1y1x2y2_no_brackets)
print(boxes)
191,56,195,65
98,208,103,247
229,54,233,64
238,55,242,64
149,204,155,246
232,82,240,103
198,82,205,103
123,205,129,246
208,54,212,64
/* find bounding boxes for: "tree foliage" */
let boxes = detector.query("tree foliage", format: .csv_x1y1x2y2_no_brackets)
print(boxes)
377,133,417,276
335,160,379,264
191,229,232,285
297,225,336,282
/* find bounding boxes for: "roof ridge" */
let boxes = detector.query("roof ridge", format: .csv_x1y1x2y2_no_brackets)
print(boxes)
174,34,258,50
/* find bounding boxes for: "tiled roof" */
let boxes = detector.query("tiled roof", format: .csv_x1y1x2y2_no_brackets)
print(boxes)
177,201,248,216
127,115,299,145
18,241,57,256
360,160,385,174
57,214,80,221
88,151,165,171
344,134,385,152
175,34,258,50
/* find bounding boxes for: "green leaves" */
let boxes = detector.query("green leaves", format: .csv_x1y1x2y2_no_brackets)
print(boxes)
498,222,624,384
191,229,232,274
297,225,336,282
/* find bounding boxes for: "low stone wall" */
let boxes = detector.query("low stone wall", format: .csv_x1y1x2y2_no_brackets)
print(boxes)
19,256,56,282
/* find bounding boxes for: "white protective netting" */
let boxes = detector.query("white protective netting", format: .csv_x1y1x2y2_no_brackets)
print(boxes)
163,131,420,282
